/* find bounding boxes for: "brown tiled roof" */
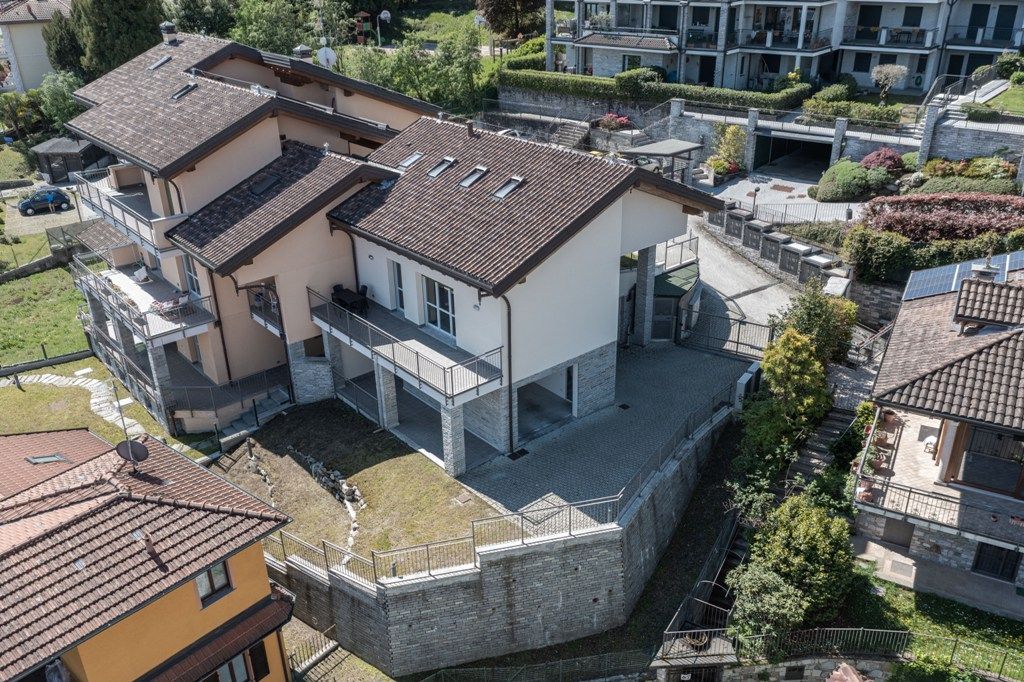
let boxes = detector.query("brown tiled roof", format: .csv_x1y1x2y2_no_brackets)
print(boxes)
873,290,1024,430
75,218,133,253
575,32,677,51
166,141,395,275
0,429,111,498
0,434,289,681
146,584,293,682
329,117,722,295
955,278,1024,326
0,0,69,23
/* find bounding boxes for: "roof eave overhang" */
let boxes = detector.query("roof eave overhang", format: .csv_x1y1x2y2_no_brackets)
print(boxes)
871,395,1024,435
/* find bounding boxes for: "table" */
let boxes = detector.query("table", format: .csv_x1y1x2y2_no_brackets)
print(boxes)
333,287,368,314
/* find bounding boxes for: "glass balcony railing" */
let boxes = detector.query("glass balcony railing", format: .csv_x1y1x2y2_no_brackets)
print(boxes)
842,24,938,47
945,24,1024,47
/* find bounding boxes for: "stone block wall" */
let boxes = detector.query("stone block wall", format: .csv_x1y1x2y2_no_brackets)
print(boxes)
574,341,618,417
721,657,894,682
288,339,334,404
930,120,1024,161
841,136,918,162
848,280,903,329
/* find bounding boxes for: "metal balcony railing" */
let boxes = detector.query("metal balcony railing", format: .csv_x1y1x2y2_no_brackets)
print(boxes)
165,364,293,417
687,27,720,48
70,252,216,341
734,25,833,50
72,169,159,250
247,287,283,332
945,24,1024,47
307,288,503,403
842,24,937,46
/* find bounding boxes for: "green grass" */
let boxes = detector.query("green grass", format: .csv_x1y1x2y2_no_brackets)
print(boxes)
0,232,52,272
0,145,32,181
0,267,86,366
986,85,1024,114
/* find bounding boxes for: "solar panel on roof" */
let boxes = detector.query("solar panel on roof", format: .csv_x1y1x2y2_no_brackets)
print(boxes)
903,250,1024,301
1008,250,1024,272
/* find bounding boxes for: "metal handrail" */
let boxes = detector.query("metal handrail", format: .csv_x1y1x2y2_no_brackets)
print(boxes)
308,287,503,401
165,364,292,416
71,170,161,250
247,287,283,331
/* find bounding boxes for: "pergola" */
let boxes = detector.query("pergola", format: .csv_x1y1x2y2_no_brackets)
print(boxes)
619,138,703,183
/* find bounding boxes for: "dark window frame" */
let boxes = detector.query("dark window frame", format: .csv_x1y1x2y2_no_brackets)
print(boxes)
972,542,1022,582
196,560,232,606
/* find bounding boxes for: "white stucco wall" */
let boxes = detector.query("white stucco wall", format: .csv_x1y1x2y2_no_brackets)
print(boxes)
4,22,54,91
620,188,689,254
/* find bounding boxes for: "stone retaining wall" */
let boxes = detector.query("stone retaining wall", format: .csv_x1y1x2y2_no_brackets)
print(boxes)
930,120,1024,160
721,657,895,682
847,280,903,329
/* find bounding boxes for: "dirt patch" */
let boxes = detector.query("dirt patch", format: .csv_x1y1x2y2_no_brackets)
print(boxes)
223,401,500,557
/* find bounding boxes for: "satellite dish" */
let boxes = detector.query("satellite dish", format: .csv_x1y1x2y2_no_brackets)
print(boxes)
316,46,338,69
116,440,150,469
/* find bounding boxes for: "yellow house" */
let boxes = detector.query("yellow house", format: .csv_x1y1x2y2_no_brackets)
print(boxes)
0,429,293,681
0,0,69,92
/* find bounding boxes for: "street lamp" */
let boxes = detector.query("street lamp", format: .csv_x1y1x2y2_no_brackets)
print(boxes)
377,10,391,47
751,186,761,216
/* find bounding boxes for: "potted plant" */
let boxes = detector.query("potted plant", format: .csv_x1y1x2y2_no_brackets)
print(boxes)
705,156,741,185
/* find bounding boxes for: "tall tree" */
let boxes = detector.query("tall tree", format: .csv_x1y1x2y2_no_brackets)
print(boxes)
74,0,165,79
430,27,482,111
231,0,301,54
476,0,544,37
38,71,85,132
42,7,86,80
761,327,831,429
165,0,236,37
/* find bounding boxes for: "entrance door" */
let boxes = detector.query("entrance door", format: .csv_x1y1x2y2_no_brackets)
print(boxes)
856,5,883,40
48,155,69,183
993,5,1017,41
652,297,679,340
965,52,994,74
882,518,915,548
698,56,716,85
947,53,965,76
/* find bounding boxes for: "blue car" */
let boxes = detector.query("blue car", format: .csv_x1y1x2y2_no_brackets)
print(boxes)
18,189,72,216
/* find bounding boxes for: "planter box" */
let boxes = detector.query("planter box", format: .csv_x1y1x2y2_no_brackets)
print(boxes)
590,127,646,151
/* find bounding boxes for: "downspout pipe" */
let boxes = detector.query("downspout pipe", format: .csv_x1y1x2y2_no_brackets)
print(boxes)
501,294,514,454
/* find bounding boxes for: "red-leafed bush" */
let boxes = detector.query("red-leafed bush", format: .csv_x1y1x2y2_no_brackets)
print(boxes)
863,194,1024,241
860,147,904,175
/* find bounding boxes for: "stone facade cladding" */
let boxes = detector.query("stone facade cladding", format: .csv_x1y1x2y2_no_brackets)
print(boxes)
848,280,904,330
288,339,334,404
267,403,735,677
719,657,894,682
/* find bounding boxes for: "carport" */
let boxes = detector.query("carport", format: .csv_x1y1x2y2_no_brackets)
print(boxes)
751,131,832,178
620,138,704,182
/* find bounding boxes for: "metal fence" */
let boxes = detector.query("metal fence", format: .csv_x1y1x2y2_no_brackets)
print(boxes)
744,201,859,225
682,309,775,359
165,364,293,421
287,624,339,676
419,648,655,682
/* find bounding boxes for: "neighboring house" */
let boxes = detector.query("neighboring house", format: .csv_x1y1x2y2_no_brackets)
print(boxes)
0,0,69,92
68,22,439,440
545,0,1022,91
0,428,293,681
854,253,1024,619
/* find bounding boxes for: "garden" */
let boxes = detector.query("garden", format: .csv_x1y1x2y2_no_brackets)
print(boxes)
800,69,909,128
0,267,87,366
958,52,1024,121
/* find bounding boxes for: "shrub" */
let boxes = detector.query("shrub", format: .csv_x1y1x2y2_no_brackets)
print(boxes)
963,155,1017,179
995,50,1024,78
713,123,746,166
762,328,831,428
843,225,914,282
811,83,849,102
726,564,807,639
596,112,631,131
504,52,545,70
816,160,891,202
962,102,999,122
769,280,859,364
863,193,1024,240
891,659,984,682
901,151,919,168
860,147,904,175
749,494,854,624
785,221,848,249
738,395,798,474
923,157,966,177
802,98,901,125
1012,71,1024,86
835,73,859,99
806,185,818,199
614,67,661,100
908,176,1019,195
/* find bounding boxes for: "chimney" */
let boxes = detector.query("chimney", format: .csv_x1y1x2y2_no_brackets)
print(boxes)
466,121,475,137
143,531,159,560
293,44,314,63
159,21,178,46
972,256,1000,282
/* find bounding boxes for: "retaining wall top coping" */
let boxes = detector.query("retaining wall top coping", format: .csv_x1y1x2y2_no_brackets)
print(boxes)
378,566,481,593
476,525,623,561
327,569,384,603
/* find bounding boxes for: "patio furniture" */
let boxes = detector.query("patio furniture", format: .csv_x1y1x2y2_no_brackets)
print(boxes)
332,285,369,315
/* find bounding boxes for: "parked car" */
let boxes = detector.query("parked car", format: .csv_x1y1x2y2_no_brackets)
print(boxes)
18,189,72,216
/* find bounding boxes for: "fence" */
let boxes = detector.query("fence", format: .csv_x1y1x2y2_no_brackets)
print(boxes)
743,201,859,225
287,624,339,676
683,309,776,359
165,364,293,420
419,648,655,682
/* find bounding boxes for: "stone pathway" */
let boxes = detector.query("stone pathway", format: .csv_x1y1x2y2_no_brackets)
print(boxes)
0,373,145,436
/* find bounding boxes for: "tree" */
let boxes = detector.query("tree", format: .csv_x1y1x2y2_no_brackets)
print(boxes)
769,279,858,364
387,41,433,102
74,0,165,79
343,46,392,86
476,0,544,37
43,8,86,80
231,0,301,54
38,71,85,132
726,563,807,640
0,92,29,140
301,0,351,46
166,0,236,37
713,123,746,166
749,494,854,624
761,328,831,429
871,63,908,105
429,27,483,111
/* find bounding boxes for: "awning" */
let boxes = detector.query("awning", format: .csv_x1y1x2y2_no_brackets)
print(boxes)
621,139,704,157
655,263,699,298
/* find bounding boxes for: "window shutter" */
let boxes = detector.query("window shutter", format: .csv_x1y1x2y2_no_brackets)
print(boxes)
248,641,270,680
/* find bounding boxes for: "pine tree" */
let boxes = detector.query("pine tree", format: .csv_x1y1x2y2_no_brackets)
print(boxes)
43,8,86,80
74,0,165,79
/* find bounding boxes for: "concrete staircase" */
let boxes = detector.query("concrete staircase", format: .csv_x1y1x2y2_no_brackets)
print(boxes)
786,408,856,482
219,387,293,449
551,120,590,149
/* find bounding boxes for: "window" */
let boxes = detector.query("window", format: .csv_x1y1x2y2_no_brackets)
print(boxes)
398,151,423,169
853,53,872,72
248,642,270,680
303,335,325,358
424,277,456,337
427,156,456,178
26,453,66,464
902,6,923,27
201,652,250,682
493,176,524,199
196,561,231,604
972,542,1022,582
762,54,782,74
691,6,711,25
878,54,898,65
390,261,405,312
739,56,746,75
459,165,488,187
916,55,929,74
183,255,201,299
622,54,642,71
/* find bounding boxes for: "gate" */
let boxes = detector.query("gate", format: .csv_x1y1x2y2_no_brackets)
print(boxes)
682,308,775,359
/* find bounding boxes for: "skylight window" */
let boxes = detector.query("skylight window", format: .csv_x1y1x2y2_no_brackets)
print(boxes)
26,453,66,465
250,173,281,196
427,156,456,178
170,82,198,101
399,151,423,169
148,55,172,71
459,166,488,188
493,176,524,199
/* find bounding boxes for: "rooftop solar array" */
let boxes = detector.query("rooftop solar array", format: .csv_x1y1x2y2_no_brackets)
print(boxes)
903,250,1024,301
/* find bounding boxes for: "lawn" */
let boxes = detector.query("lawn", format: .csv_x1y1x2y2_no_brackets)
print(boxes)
0,267,86,366
0,232,52,271
223,401,501,557
0,357,218,457
0,145,32,181
986,85,1024,114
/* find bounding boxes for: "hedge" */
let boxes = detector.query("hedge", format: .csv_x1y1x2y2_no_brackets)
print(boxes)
505,53,546,70
816,160,891,202
908,176,1019,195
802,98,902,124
863,193,1024,240
962,102,1000,122
497,69,814,111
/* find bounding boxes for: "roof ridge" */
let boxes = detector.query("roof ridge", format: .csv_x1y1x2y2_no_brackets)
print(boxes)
875,327,1022,399
121,491,287,523
0,490,120,561
0,470,120,514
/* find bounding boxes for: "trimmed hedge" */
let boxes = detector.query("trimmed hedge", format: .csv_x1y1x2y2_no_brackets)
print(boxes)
962,102,1000,122
802,98,902,124
816,160,891,202
908,176,1019,195
497,69,813,110
505,53,546,70
863,193,1024,240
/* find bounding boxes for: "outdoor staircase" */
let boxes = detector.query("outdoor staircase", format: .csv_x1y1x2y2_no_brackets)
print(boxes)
218,387,293,449
786,408,856,483
551,120,590,149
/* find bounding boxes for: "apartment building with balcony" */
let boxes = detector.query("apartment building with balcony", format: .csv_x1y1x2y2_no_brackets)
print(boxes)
67,22,438,438
0,429,293,681
0,0,69,92
854,254,1024,619
546,0,1024,92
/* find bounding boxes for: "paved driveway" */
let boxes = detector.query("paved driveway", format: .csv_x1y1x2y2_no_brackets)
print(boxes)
460,344,751,512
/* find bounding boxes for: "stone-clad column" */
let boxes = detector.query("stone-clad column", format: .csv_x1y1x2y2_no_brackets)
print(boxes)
146,342,175,431
373,362,400,428
545,0,555,71
831,117,848,165
916,104,940,169
442,405,467,476
634,246,657,345
714,7,730,85
744,108,759,171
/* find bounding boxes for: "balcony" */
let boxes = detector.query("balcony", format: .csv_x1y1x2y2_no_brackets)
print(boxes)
687,27,720,49
732,25,833,51
308,288,503,405
247,288,283,337
71,251,216,344
855,409,1024,548
945,24,1024,48
842,25,938,47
